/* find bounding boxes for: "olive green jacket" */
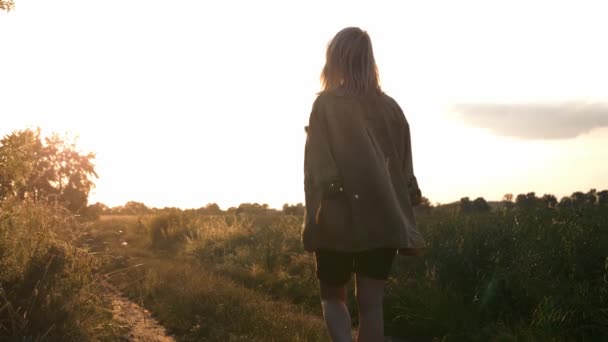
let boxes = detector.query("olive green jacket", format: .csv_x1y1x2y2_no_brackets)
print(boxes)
302,91,426,255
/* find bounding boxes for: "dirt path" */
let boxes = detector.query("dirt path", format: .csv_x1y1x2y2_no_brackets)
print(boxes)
107,288,175,342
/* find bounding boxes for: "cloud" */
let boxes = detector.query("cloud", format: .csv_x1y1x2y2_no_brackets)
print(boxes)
452,102,608,139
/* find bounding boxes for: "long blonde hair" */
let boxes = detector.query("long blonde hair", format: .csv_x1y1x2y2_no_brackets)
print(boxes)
321,27,381,96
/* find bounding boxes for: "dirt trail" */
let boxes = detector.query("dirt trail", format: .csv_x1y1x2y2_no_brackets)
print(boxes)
107,289,175,342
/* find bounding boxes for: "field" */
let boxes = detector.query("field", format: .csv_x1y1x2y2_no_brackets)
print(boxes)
86,195,607,341
1,192,608,341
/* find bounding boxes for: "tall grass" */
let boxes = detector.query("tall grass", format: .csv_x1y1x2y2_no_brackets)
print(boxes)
121,259,327,341
0,198,119,341
183,215,321,314
92,202,608,341
135,206,608,341
89,215,327,341
386,206,608,340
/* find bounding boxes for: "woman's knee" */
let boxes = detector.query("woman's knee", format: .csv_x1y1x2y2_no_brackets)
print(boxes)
355,276,385,312
320,282,347,302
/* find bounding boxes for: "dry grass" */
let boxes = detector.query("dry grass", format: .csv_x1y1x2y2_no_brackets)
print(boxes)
0,198,120,341
91,203,608,341
89,215,328,341
121,259,327,341
99,214,141,222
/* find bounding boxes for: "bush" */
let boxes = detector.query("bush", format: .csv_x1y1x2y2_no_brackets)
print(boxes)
0,198,118,341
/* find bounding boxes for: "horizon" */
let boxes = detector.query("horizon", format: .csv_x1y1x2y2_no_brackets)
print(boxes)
2,0,607,210
91,187,605,211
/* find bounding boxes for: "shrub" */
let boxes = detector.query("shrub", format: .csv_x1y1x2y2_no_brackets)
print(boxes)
0,198,118,340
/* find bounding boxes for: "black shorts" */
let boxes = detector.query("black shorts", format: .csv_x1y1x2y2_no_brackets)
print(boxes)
315,248,397,287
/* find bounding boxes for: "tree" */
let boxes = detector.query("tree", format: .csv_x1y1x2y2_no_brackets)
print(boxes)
84,202,108,219
571,191,586,206
0,0,14,11
558,196,573,209
472,197,491,212
236,203,271,215
502,193,514,211
0,129,98,213
282,203,305,216
124,201,150,215
586,189,597,205
541,194,558,208
459,197,472,213
419,196,432,208
515,192,538,211
0,129,52,200
460,197,490,213
204,203,222,214
45,133,97,212
196,203,222,215
598,190,608,207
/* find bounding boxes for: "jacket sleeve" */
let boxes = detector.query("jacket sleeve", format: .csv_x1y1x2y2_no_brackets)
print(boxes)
303,97,341,240
402,117,422,206
304,97,340,197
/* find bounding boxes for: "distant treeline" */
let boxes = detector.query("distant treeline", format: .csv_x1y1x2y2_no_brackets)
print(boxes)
90,188,607,219
456,189,608,213
89,201,306,218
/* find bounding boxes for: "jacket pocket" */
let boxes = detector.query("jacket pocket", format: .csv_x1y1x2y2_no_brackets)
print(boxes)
317,193,353,247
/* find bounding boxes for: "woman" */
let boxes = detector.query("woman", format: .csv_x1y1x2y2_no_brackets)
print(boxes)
303,27,426,342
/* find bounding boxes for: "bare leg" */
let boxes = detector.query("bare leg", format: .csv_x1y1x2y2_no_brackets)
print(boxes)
355,275,386,342
320,282,353,342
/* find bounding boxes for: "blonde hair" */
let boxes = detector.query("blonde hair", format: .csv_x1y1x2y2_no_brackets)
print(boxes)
321,27,381,96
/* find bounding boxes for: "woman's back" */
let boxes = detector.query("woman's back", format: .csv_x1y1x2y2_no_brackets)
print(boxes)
303,91,425,253
318,91,407,171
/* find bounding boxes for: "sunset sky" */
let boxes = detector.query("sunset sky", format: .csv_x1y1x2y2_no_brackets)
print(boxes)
1,0,607,209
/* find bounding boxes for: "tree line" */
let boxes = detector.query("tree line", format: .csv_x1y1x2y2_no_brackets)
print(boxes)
90,201,306,217
0,128,307,218
2,128,606,219
459,189,608,213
